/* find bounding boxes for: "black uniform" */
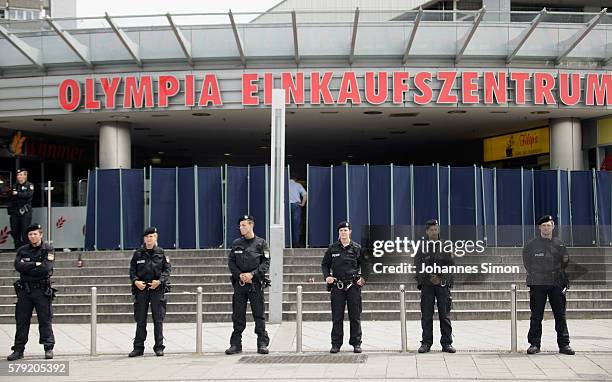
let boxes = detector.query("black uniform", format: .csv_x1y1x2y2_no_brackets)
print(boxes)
413,238,454,347
129,246,171,352
228,235,270,349
12,241,56,353
522,235,570,348
321,240,368,348
8,181,34,249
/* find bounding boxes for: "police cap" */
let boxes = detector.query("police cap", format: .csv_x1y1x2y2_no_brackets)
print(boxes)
425,219,439,229
26,223,42,234
537,215,554,225
16,168,27,174
143,226,158,236
238,215,254,224
337,221,351,231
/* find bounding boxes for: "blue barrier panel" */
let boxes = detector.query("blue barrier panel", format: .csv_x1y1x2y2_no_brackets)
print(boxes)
523,169,536,243
481,168,495,245
597,171,612,246
177,168,196,249
150,168,177,249
571,171,596,246
285,166,291,247
450,167,477,241
307,166,332,247
226,166,248,246
97,169,120,250
413,166,437,230
121,169,144,249
393,166,411,228
348,165,368,244
198,167,223,248
250,166,267,240
559,171,571,244
534,170,558,223
476,167,484,241
496,169,522,246
332,165,348,238
84,170,96,250
369,165,391,226
439,166,450,230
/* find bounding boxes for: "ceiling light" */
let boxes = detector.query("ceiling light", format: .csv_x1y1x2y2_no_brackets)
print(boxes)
223,153,231,156
320,111,339,114
192,112,211,116
33,118,53,121
389,113,419,118
151,114,169,117
448,110,466,114
364,111,383,115
412,123,430,126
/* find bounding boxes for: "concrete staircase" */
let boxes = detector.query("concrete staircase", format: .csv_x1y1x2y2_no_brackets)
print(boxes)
1,248,611,324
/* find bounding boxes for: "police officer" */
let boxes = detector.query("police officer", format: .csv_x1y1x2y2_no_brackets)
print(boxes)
413,219,455,353
8,169,34,249
129,227,171,357
321,221,368,354
7,224,55,361
523,215,574,355
225,215,270,355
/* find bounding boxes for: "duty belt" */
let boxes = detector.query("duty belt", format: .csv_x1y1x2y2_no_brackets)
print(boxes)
27,280,48,289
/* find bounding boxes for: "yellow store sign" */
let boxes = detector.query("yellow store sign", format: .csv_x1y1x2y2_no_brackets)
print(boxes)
484,127,550,162
598,117,612,145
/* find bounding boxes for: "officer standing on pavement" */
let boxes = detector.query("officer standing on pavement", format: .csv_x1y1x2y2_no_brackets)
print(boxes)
129,227,171,357
321,221,368,354
7,224,56,361
523,215,574,355
225,215,270,355
414,219,456,354
7,169,34,249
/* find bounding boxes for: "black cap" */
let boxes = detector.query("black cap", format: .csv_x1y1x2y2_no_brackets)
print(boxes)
337,221,351,231
425,219,439,229
238,215,254,224
537,215,554,225
26,223,42,234
16,168,27,174
143,226,158,236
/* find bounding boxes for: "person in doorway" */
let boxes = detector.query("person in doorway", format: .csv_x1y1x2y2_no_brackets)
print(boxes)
8,169,34,249
288,178,307,247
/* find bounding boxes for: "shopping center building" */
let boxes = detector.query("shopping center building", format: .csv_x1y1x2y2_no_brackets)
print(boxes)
0,0,611,249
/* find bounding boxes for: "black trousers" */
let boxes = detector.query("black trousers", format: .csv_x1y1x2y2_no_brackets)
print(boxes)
12,287,55,352
420,285,452,346
330,285,362,347
528,285,570,348
10,212,32,249
133,288,167,351
230,281,269,348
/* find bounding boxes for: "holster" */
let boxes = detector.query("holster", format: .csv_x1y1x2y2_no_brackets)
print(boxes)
163,281,172,293
13,280,22,295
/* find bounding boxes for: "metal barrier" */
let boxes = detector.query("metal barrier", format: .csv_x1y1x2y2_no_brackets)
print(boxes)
45,181,54,244
90,286,97,356
296,285,303,353
196,286,203,354
399,284,407,352
510,284,517,353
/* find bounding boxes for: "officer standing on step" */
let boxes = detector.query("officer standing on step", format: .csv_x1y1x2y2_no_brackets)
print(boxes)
7,224,56,361
523,215,574,355
321,221,368,354
8,169,34,249
225,215,270,355
129,227,171,357
414,219,455,354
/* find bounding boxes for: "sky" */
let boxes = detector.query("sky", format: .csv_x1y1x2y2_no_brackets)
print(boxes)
76,0,282,17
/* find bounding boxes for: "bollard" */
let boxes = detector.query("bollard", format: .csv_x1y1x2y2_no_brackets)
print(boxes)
196,287,203,354
296,285,303,353
510,284,517,353
45,181,54,244
399,284,407,352
90,287,97,356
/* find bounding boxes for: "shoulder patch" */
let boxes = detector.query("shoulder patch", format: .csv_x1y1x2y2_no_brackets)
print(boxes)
47,253,54,261
264,250,270,259
29,184,34,190
165,256,170,263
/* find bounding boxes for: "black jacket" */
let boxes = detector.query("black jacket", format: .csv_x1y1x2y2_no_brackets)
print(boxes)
321,240,368,282
228,236,270,283
413,238,455,288
8,181,34,215
129,246,171,287
14,242,54,282
522,236,569,286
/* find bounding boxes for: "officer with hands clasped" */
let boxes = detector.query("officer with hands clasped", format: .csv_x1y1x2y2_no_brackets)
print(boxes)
321,221,368,354
129,226,171,357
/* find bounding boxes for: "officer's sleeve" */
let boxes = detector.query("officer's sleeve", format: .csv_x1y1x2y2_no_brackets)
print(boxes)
358,246,370,281
522,242,532,274
159,253,171,284
252,241,270,278
413,250,425,284
14,252,36,273
321,247,332,280
129,251,139,282
559,243,570,270
228,246,242,279
17,183,34,200
28,245,55,277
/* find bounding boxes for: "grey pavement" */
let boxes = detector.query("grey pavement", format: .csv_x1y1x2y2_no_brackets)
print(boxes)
0,320,611,381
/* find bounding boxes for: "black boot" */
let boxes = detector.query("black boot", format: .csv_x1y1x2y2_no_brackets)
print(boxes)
418,344,431,353
225,345,242,355
45,349,53,359
128,349,144,357
559,345,575,355
353,345,362,354
330,345,340,354
527,345,540,354
7,351,24,361
257,346,269,355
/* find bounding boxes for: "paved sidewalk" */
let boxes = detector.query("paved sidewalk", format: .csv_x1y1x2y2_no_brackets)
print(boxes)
0,320,610,381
